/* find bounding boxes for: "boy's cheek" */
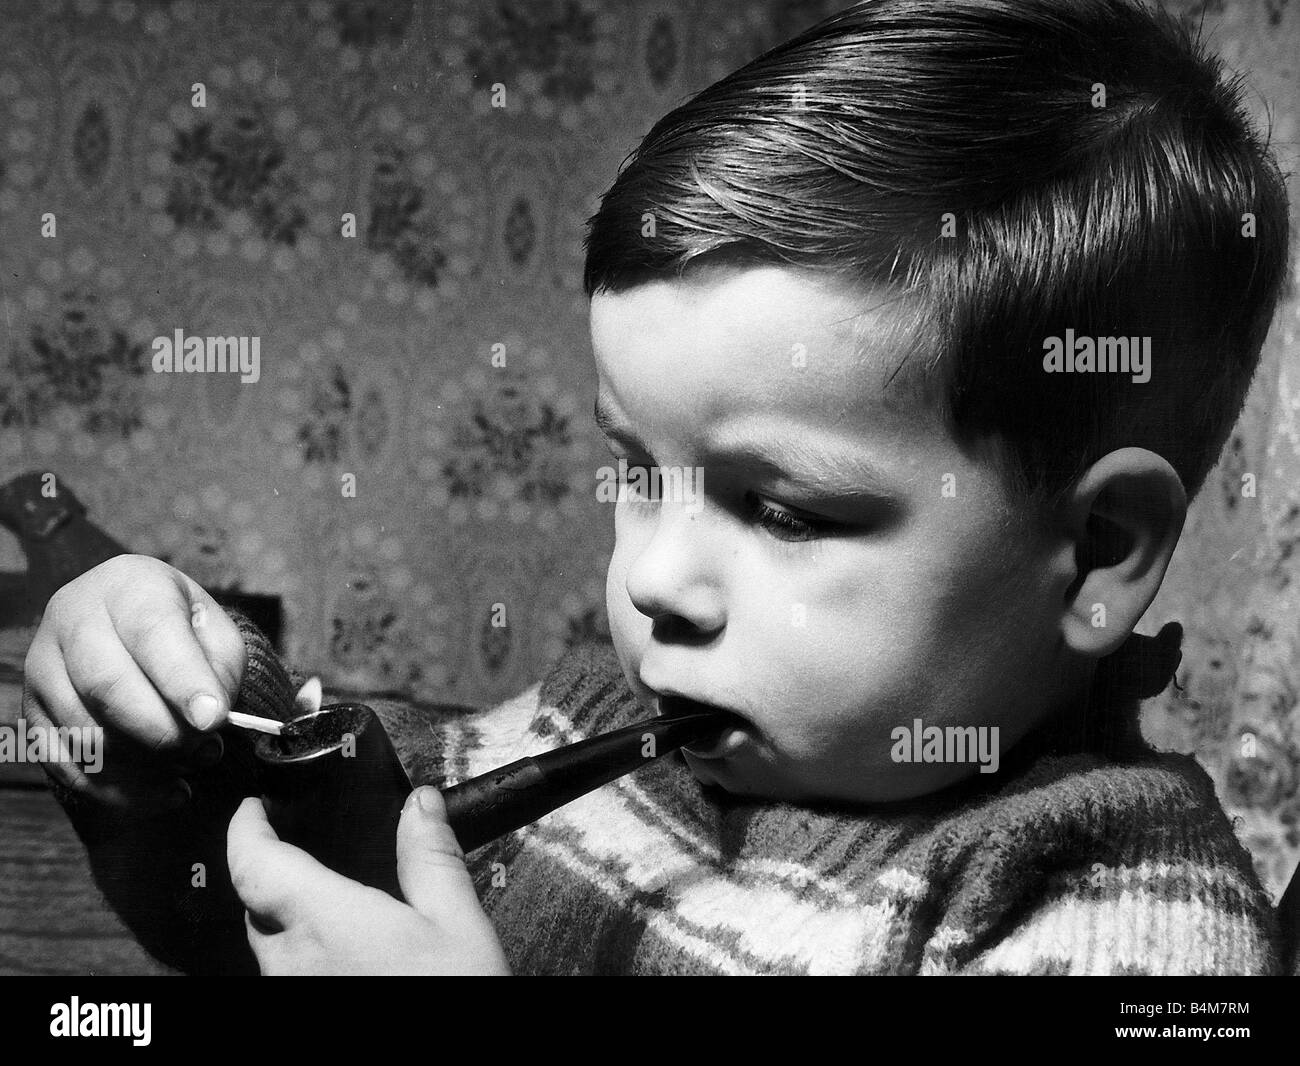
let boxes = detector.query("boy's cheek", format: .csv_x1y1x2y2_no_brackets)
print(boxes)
605,570,645,647
604,576,656,705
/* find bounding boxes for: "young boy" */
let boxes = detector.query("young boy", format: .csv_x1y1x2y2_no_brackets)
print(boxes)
23,0,1291,975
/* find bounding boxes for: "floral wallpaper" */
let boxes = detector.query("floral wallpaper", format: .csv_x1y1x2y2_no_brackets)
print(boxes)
0,0,1296,900
1140,0,1300,903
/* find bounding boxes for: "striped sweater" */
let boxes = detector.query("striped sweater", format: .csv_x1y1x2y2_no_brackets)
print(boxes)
358,637,1282,976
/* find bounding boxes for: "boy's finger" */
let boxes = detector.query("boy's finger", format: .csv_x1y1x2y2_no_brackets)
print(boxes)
61,617,194,750
19,679,92,796
179,585,247,702
227,797,294,919
30,621,215,773
227,797,338,925
396,787,483,922
24,634,98,734
23,681,188,809
243,910,286,973
107,599,231,731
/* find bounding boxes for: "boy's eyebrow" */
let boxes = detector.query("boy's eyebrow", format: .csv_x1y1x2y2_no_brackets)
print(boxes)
593,396,898,500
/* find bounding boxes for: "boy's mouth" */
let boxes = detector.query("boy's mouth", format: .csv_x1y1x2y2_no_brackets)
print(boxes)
656,694,749,760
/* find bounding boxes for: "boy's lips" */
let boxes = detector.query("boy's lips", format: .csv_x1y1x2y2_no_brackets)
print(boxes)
655,694,749,760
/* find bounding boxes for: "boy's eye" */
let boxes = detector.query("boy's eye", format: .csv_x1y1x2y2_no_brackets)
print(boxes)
746,493,834,543
605,444,840,541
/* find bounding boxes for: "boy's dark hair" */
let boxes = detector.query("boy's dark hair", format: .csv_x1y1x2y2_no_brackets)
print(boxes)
583,0,1291,506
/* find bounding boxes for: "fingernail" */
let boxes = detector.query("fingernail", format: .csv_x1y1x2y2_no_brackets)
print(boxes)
416,787,439,813
187,693,224,730
193,734,223,768
165,780,192,809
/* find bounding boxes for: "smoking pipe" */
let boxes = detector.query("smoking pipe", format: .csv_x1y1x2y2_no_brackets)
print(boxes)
249,703,732,892
438,708,731,851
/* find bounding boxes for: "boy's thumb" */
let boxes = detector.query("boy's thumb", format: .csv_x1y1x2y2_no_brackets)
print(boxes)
395,787,480,919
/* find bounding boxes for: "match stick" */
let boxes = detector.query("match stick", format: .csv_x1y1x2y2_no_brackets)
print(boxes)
227,711,285,736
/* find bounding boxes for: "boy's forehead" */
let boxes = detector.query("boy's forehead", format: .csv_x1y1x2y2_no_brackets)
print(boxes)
591,264,878,344
589,265,929,429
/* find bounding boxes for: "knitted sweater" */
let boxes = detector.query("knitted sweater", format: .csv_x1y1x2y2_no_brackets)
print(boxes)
58,615,1284,975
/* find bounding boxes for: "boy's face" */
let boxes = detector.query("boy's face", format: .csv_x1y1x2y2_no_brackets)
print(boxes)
591,265,1072,804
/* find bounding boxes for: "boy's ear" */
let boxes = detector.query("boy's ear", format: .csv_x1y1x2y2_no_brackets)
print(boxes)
1059,447,1186,658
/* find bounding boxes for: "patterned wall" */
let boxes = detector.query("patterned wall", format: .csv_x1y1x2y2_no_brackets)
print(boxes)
0,0,1297,897
1140,0,1300,902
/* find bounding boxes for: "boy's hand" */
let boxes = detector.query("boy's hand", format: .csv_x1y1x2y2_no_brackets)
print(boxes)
227,788,511,975
21,554,246,811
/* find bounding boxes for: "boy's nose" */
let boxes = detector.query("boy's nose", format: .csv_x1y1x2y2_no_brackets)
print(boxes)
623,503,727,635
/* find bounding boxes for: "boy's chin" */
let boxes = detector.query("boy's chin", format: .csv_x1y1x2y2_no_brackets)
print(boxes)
680,747,804,801
679,749,979,806
681,747,757,793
